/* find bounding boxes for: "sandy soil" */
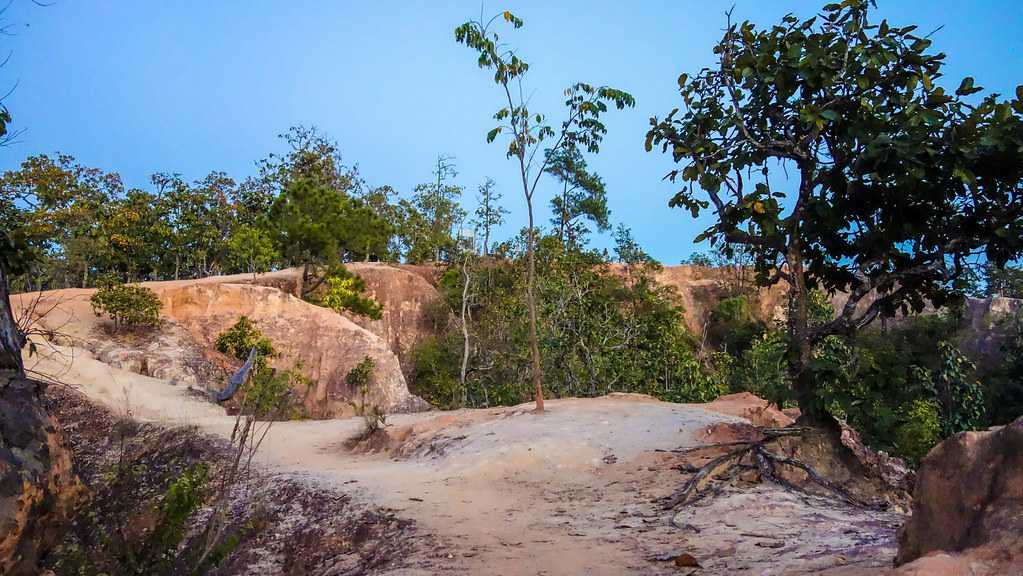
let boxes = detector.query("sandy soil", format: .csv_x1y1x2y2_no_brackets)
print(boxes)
24,337,903,575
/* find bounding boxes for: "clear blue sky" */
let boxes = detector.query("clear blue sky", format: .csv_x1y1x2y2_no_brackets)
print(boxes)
1,1,1020,263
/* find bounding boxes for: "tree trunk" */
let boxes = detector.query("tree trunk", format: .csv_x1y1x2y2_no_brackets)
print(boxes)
0,263,24,378
525,194,545,412
785,220,818,421
459,253,471,404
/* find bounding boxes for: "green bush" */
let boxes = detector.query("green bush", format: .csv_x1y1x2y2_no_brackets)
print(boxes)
215,316,276,371
318,267,383,320
90,281,162,330
215,317,305,418
932,341,986,436
987,309,1023,424
895,399,941,465
705,295,764,355
346,356,386,430
410,335,464,409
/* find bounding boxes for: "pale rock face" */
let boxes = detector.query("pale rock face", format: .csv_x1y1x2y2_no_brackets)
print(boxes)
893,417,1023,575
343,263,450,376
158,282,427,417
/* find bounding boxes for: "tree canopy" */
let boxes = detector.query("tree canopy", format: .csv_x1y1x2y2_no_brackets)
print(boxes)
646,0,1023,416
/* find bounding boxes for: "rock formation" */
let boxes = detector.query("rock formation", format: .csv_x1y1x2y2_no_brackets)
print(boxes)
344,262,450,376
158,282,427,417
0,377,84,575
893,417,1023,574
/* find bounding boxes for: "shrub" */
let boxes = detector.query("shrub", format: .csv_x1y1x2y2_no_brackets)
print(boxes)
90,281,162,330
895,400,942,465
318,267,383,320
346,356,386,431
931,341,986,436
215,316,276,370
705,295,764,355
243,366,307,419
215,317,304,418
410,335,463,409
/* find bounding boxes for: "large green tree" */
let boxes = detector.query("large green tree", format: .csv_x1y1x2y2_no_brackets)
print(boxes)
456,10,634,411
646,1,1023,420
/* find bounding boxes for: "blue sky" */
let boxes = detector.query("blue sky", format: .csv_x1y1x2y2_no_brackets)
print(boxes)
1,1,1021,263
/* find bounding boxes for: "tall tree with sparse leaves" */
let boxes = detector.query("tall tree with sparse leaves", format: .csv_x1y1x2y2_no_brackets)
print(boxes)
455,10,635,411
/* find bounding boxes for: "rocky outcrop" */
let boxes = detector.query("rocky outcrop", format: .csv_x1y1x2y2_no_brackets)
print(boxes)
0,377,83,575
894,417,1023,574
344,263,449,375
159,282,427,417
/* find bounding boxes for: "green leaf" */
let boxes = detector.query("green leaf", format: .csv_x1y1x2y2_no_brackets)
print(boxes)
486,127,501,143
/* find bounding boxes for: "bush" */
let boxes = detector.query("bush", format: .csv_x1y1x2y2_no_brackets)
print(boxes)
318,267,383,320
705,295,764,355
90,281,162,330
215,316,276,370
215,317,305,419
931,341,986,436
346,356,385,431
895,400,941,465
410,335,464,409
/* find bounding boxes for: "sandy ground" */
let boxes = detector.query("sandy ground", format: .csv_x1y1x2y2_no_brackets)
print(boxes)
24,337,902,575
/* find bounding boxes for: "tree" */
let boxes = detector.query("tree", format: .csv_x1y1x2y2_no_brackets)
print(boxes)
545,145,610,247
984,263,1023,298
473,178,507,256
269,177,348,295
613,224,655,265
646,1,1023,421
224,224,278,275
456,10,635,411
404,155,466,263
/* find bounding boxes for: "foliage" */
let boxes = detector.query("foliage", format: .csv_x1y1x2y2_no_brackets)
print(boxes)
986,308,1023,424
398,155,466,263
456,9,635,411
413,235,722,409
735,331,792,407
90,280,162,330
473,178,508,255
1,125,407,292
411,335,464,409
545,145,610,247
895,400,942,465
318,267,384,320
215,317,303,418
646,0,1023,417
345,356,386,431
215,316,276,370
984,264,1023,298
931,341,986,436
613,224,656,265
224,224,279,275
705,295,764,355
243,365,307,419
148,463,209,572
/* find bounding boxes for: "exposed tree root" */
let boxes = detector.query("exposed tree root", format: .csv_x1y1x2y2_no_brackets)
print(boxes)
663,426,874,510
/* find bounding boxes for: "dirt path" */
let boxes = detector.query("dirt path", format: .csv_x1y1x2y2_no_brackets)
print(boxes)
26,342,901,575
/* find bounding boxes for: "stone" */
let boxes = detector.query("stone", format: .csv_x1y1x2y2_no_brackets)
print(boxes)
0,377,83,575
893,417,1023,574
